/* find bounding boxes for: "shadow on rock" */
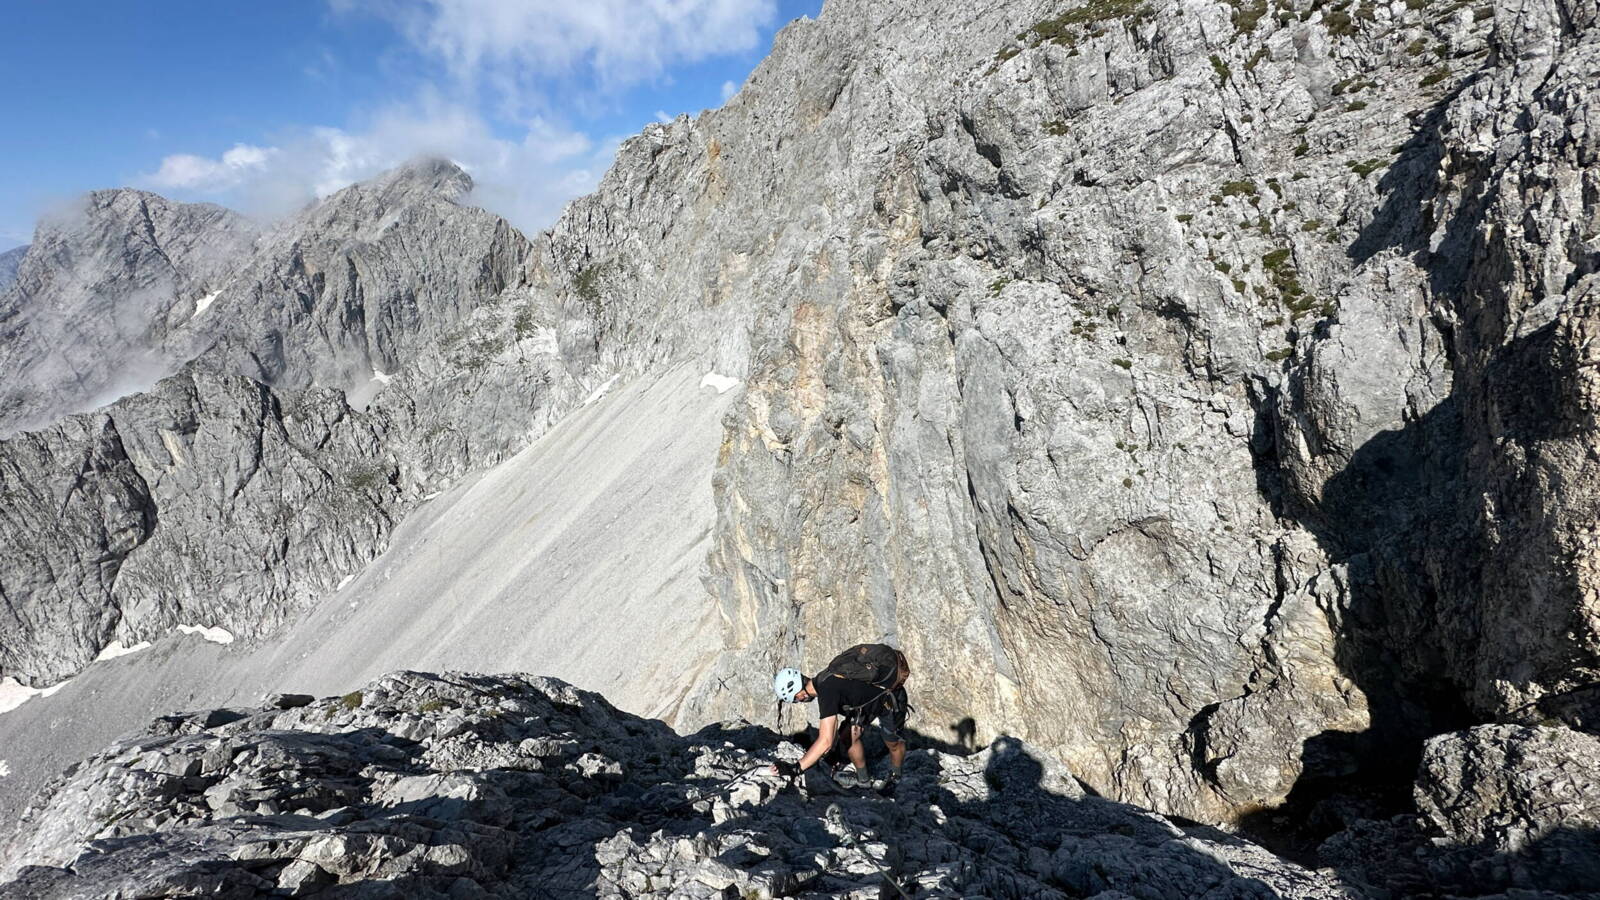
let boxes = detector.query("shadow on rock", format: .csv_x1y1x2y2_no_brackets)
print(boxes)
0,670,1368,898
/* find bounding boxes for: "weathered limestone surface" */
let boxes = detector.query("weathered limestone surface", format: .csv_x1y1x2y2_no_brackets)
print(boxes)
1323,724,1600,896
0,672,1356,898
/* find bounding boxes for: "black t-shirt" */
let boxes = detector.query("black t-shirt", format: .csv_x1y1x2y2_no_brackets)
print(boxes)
814,674,889,721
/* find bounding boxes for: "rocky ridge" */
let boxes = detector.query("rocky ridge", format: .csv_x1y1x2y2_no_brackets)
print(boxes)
0,671,1364,898
5,672,1597,897
0,193,258,433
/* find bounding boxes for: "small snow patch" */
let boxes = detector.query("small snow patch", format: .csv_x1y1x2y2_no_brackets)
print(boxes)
700,372,740,394
176,624,235,645
337,574,356,591
372,368,393,385
582,374,622,406
0,760,10,777
192,291,220,318
95,640,153,662
0,676,66,716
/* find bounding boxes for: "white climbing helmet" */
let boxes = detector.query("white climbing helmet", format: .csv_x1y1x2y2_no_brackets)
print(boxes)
773,667,805,703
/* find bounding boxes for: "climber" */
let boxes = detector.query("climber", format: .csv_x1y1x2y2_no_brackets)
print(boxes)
771,643,910,795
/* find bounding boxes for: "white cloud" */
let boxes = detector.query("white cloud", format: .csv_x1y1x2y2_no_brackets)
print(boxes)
136,97,613,234
340,0,778,95
145,144,279,193
721,79,739,102
133,0,780,236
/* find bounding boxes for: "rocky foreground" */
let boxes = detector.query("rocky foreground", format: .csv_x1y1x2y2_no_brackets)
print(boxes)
0,673,1594,899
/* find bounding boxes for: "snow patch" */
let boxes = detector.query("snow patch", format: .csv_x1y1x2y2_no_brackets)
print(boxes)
1,626,231,719
176,624,235,645
372,368,393,385
582,374,622,406
337,574,356,591
700,372,740,394
192,291,220,318
95,640,153,662
0,760,10,778
0,676,66,716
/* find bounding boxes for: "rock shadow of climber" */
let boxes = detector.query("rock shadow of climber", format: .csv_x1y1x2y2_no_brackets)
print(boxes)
951,716,977,753
859,736,1297,899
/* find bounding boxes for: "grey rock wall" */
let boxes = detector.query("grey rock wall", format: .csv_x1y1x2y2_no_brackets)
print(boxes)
0,370,391,683
522,0,1600,829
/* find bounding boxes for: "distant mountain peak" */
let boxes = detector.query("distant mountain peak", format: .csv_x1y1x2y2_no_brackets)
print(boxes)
362,156,474,202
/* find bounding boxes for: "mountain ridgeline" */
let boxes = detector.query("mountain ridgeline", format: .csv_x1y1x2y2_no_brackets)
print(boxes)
0,0,1599,893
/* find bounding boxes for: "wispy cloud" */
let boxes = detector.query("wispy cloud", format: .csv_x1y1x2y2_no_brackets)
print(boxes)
337,0,778,101
145,144,279,194
137,97,614,233
133,0,777,235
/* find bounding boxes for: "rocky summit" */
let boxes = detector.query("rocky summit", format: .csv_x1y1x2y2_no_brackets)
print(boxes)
1,0,1599,894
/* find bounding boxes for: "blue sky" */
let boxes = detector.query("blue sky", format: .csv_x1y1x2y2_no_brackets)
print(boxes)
0,0,823,250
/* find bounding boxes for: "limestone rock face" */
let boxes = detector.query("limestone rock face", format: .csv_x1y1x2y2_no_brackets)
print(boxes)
0,370,391,683
0,192,258,433
562,0,1599,826
0,671,1356,898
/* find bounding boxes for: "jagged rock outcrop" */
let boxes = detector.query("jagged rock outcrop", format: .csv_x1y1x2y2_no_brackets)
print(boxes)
0,245,26,292
0,671,1359,898
0,369,392,683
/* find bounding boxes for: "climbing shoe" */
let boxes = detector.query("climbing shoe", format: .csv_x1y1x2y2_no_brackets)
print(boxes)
875,771,901,797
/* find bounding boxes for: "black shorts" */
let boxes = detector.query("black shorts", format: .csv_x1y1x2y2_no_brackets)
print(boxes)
848,686,908,743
